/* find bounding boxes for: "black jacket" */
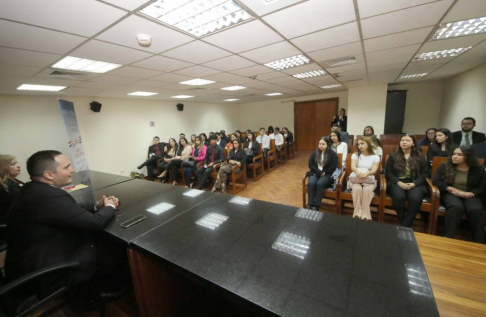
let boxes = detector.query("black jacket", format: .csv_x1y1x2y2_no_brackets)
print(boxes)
0,179,23,224
452,131,486,145
204,145,224,165
228,149,246,166
433,164,486,196
244,140,260,157
331,115,347,132
5,181,115,286
308,151,338,177
385,152,428,189
427,143,458,166
285,132,294,143
148,142,166,157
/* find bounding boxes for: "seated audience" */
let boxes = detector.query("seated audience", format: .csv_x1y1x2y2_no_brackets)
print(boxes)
433,147,485,244
363,126,375,136
330,130,348,167
350,137,380,220
234,130,243,143
179,133,185,140
306,137,338,211
369,135,383,156
427,128,457,175
137,136,167,181
243,132,260,164
0,154,24,224
331,124,349,144
270,127,284,161
183,136,206,188
220,130,230,143
452,117,485,146
189,134,197,147
256,127,270,157
268,126,274,135
331,108,348,132
200,133,210,147
225,134,236,149
282,127,293,145
385,135,428,227
167,138,192,186
216,133,227,148
418,128,437,147
244,129,252,143
212,139,246,193
197,135,224,190
157,138,178,182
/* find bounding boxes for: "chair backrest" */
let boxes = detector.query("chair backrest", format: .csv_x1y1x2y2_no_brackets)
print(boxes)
380,134,404,140
270,139,276,149
336,153,342,167
380,138,402,146
420,146,428,156
241,132,247,139
415,134,425,141
347,135,354,145
382,145,397,164
258,143,263,155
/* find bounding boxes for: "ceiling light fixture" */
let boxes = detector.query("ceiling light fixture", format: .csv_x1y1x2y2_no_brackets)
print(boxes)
292,70,326,79
127,91,159,96
180,78,216,86
412,47,472,61
266,93,283,96
140,0,253,38
221,85,246,91
264,54,310,71
324,56,357,67
429,17,486,41
52,56,122,74
17,84,67,92
321,84,342,89
224,99,239,101
400,73,429,79
171,95,194,99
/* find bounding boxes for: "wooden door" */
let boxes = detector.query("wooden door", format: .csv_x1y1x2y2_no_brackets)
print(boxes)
294,98,339,151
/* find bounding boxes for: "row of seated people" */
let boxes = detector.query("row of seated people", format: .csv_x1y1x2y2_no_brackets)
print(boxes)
304,134,485,244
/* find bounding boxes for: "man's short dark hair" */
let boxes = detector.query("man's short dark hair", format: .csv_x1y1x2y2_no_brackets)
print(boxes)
154,136,160,140
274,127,280,131
462,117,476,125
179,133,185,136
27,150,62,179
209,134,218,141
259,127,265,131
331,123,340,128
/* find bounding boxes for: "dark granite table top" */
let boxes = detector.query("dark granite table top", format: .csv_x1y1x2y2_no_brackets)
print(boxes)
132,194,439,317
74,179,214,244
68,170,132,196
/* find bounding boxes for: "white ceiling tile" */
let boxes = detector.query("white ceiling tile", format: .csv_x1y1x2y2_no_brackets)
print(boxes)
203,20,283,53
0,0,126,37
0,64,43,77
401,64,441,74
0,20,87,54
173,66,222,77
367,55,413,67
0,76,31,90
108,66,162,79
368,70,400,83
358,0,439,19
366,44,420,61
367,63,408,73
132,80,172,88
302,76,339,85
132,55,193,72
264,75,297,84
73,81,118,89
71,40,153,65
408,58,449,67
162,41,232,64
239,41,302,63
291,22,361,53
419,34,486,53
102,0,150,11
239,0,306,16
255,71,288,80
202,55,256,71
149,73,193,83
361,1,453,39
338,69,367,80
61,87,101,95
230,65,274,76
308,42,363,62
323,61,366,74
90,74,141,84
443,0,486,22
96,15,194,54
0,47,61,68
364,27,434,52
34,68,100,81
263,0,356,39
205,73,254,85
281,63,324,75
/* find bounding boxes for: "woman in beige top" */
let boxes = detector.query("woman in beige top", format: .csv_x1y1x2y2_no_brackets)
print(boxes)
167,137,192,185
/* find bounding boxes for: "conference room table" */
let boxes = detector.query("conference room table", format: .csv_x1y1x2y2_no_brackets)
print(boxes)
70,171,440,317
68,170,132,197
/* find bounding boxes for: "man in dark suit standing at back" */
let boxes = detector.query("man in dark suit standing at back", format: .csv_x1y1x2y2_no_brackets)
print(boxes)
452,117,486,146
5,150,120,297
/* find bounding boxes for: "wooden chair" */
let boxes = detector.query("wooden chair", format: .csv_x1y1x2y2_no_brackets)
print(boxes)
263,139,277,172
337,156,383,220
302,154,343,212
288,142,295,158
380,134,405,140
380,138,402,146
420,146,428,156
246,144,264,181
241,132,247,140
381,145,398,166
208,150,227,186
228,164,247,194
278,141,287,165
347,135,354,146
380,155,439,233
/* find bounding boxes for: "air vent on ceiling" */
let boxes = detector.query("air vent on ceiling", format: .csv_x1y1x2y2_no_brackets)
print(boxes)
49,71,87,79
323,56,357,67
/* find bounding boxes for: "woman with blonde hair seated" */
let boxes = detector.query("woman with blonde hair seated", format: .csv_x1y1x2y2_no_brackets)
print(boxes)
0,154,24,224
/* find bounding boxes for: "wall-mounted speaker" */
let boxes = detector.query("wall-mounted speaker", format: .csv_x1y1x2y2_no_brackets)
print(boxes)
176,103,184,111
90,101,102,112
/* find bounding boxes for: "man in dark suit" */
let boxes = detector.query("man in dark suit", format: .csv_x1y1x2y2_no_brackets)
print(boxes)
137,136,167,180
452,117,486,146
197,134,224,190
5,150,119,297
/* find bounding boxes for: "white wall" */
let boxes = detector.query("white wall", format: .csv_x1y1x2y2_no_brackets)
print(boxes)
389,80,443,134
0,95,237,181
440,63,486,133
347,84,388,135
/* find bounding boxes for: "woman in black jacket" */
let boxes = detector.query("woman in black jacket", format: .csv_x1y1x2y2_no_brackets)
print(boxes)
433,146,486,243
243,132,260,164
212,139,246,193
427,128,457,175
385,135,428,227
306,137,338,211
0,154,24,224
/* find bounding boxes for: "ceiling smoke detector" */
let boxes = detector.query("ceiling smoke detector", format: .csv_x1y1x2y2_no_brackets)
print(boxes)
136,34,152,47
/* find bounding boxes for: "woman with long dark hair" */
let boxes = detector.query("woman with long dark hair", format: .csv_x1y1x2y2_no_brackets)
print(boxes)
200,133,209,147
418,128,437,147
433,147,486,243
244,132,260,164
385,135,428,227
167,137,192,185
157,138,178,182
212,139,246,193
306,137,338,211
427,128,457,175
363,126,374,136
183,136,206,188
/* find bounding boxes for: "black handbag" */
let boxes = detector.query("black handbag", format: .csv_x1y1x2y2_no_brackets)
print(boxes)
182,160,196,168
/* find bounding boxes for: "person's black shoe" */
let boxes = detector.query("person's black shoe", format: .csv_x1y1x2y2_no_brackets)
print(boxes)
137,164,144,170
99,285,131,302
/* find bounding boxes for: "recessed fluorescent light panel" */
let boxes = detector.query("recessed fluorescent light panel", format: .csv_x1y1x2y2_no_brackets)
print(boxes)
430,17,486,41
324,56,357,67
221,85,246,91
264,54,310,71
171,95,194,99
127,91,159,96
224,98,239,101
272,231,310,259
321,84,342,89
17,84,66,92
292,70,326,79
412,47,472,61
400,73,429,79
180,78,215,86
266,93,283,96
139,0,253,38
52,56,122,74
196,213,229,230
